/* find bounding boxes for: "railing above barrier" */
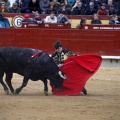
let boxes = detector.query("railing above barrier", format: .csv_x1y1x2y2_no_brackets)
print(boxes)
82,24,120,30
21,22,71,29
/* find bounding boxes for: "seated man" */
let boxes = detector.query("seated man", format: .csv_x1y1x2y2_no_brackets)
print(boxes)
0,13,10,28
45,11,57,23
8,2,21,13
31,13,44,24
109,14,120,24
57,12,70,24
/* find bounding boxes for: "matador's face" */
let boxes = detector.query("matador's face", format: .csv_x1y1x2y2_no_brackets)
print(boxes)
55,47,63,53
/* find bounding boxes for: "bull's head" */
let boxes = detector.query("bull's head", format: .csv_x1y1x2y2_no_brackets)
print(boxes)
49,70,68,91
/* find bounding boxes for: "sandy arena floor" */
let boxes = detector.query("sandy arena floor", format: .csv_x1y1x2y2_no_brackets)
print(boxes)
0,68,120,120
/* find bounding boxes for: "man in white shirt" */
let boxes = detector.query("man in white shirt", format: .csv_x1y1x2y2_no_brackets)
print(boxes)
45,11,57,23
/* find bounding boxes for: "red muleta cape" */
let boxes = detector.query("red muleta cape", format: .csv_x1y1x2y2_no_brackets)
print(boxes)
51,54,102,96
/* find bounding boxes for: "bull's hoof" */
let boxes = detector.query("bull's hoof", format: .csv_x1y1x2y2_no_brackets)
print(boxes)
13,89,20,95
44,91,48,96
5,90,9,95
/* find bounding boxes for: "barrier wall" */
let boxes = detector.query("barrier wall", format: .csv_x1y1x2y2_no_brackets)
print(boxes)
0,28,120,56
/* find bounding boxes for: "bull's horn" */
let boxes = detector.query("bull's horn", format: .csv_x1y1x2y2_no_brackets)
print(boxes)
58,71,68,80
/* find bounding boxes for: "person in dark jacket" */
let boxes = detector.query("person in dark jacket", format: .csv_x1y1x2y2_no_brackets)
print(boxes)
28,0,41,13
8,2,21,13
72,2,85,15
0,13,10,28
108,5,117,15
91,13,102,24
16,0,30,13
31,13,44,24
109,14,120,24
86,2,97,15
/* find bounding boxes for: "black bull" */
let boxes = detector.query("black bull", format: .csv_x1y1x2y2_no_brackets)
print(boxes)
0,47,67,95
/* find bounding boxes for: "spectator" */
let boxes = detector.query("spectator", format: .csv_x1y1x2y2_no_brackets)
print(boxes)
50,0,60,7
22,14,32,22
53,3,61,14
57,11,70,24
61,0,72,15
67,0,74,6
46,3,55,14
108,5,117,15
109,14,120,24
117,9,120,16
0,2,8,13
28,0,41,14
91,13,102,24
97,3,109,15
76,18,87,29
115,1,120,12
86,0,101,10
39,0,50,14
4,0,10,9
8,2,21,13
106,0,114,10
0,13,10,28
31,12,44,24
72,2,85,15
45,11,57,23
16,0,30,13
86,2,97,15
72,0,80,10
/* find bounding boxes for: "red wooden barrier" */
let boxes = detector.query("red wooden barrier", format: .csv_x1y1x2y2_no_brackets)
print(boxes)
0,28,120,56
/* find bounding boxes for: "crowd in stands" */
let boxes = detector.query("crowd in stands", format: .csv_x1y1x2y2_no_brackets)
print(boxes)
0,0,120,16
0,0,120,28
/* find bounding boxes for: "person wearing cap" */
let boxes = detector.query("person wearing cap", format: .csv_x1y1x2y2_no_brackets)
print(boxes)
97,3,109,15
8,2,21,13
109,14,120,24
22,14,32,22
45,11,57,23
51,40,87,95
57,11,70,24
86,2,98,15
31,13,44,24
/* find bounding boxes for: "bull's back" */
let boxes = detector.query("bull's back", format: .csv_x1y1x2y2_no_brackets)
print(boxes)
0,47,41,74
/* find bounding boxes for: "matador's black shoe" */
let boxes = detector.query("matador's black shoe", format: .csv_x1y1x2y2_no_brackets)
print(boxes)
82,87,87,95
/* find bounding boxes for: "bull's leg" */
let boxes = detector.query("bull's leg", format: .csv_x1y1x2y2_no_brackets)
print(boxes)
42,79,48,96
14,76,29,94
5,72,14,93
0,70,9,94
